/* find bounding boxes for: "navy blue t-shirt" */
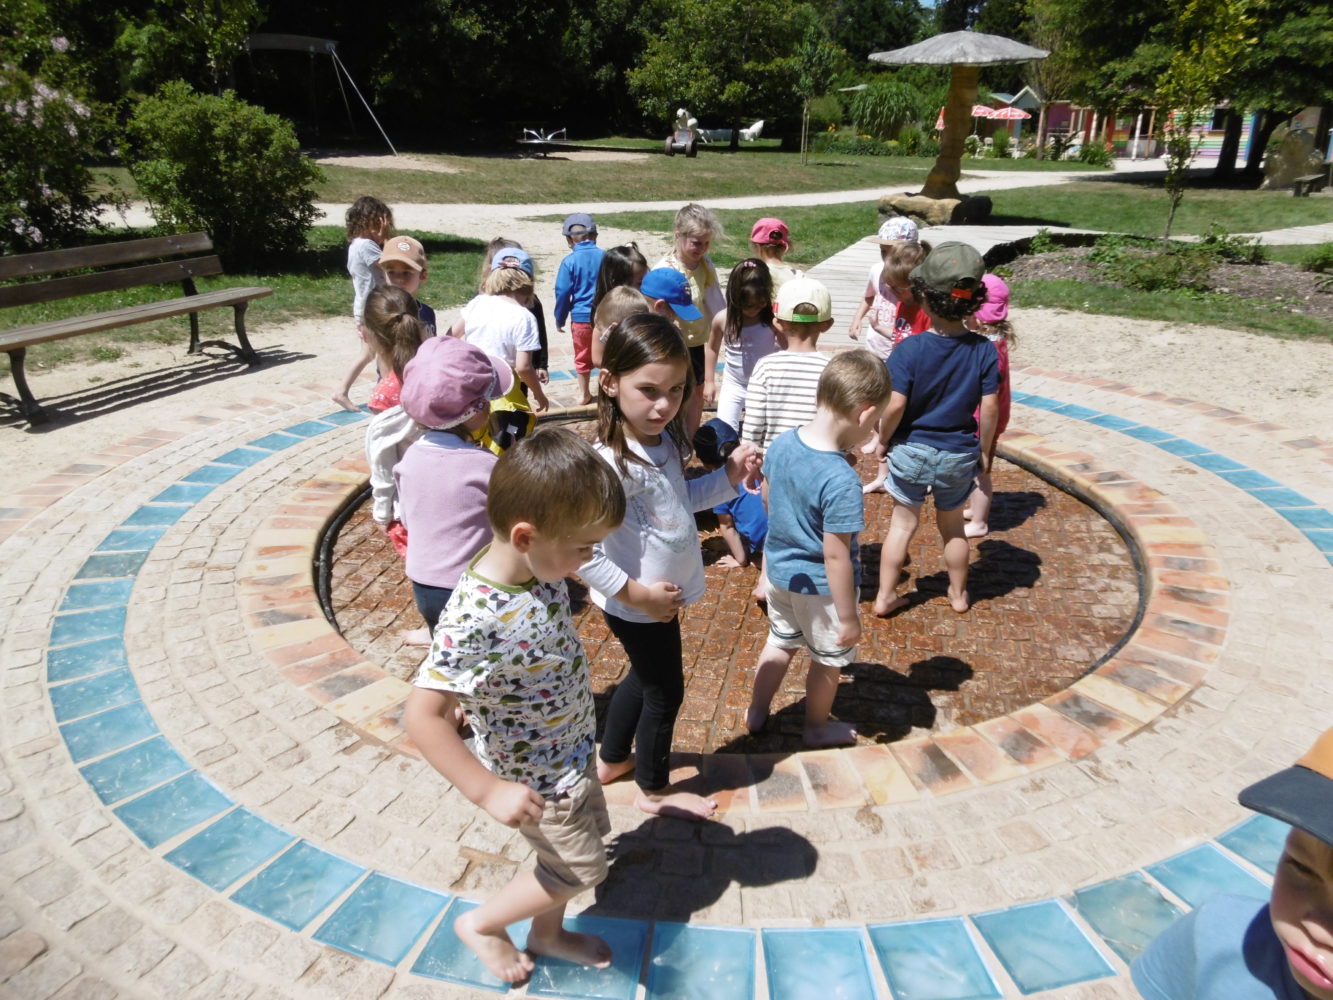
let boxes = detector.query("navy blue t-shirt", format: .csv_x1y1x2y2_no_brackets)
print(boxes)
887,330,999,453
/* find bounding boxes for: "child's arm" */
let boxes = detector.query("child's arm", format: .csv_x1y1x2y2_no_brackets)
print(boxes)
514,351,549,412
703,262,725,321
715,511,749,568
848,292,874,340
874,391,908,462
553,260,572,331
448,316,466,338
977,392,999,473
703,314,724,405
529,296,550,382
403,688,544,827
824,530,860,648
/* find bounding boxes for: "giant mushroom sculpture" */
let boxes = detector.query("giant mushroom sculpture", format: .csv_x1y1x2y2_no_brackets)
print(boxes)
870,31,1048,221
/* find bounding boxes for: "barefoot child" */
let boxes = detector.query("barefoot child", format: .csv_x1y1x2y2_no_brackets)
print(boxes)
333,196,393,410
962,274,1014,539
847,216,920,357
579,313,760,819
872,242,999,617
694,418,768,572
554,213,605,405
703,258,783,432
367,235,437,413
404,429,627,985
746,351,891,747
747,217,800,288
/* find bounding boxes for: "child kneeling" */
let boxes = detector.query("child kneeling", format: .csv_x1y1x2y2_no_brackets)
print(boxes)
404,429,626,984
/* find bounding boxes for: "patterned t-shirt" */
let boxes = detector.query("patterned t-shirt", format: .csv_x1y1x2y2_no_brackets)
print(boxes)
413,556,595,796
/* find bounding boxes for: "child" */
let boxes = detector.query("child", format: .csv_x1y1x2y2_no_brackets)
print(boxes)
746,351,892,747
963,274,1014,539
403,428,628,985
694,418,768,572
590,285,651,371
747,217,801,287
578,313,760,820
871,242,999,617
367,235,437,413
847,216,920,358
481,237,550,387
394,335,514,636
655,203,726,436
554,213,605,405
703,259,783,432
640,267,703,326
333,195,393,411
740,276,835,456
591,242,649,319
1131,725,1333,1000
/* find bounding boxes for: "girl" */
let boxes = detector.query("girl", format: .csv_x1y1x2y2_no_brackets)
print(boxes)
847,216,920,359
591,242,649,320
654,203,726,436
703,258,783,432
333,195,393,411
479,237,550,387
578,313,759,820
963,274,1014,539
590,285,651,370
747,217,800,287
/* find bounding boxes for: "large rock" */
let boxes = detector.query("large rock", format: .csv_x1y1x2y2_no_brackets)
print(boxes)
1261,129,1322,190
878,193,993,227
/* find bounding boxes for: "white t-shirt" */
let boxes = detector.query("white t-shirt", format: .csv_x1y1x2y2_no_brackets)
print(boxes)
722,320,781,386
460,294,540,368
863,257,899,358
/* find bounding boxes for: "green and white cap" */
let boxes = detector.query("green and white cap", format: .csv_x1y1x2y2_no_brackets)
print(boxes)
775,275,833,323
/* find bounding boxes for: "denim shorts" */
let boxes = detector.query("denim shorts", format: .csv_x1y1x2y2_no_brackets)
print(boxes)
886,441,979,511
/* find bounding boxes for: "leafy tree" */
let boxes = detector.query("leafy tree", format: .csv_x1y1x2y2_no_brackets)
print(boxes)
796,18,841,163
113,0,264,95
934,0,983,32
830,0,926,62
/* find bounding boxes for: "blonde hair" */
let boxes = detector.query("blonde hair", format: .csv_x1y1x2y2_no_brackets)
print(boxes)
881,240,931,289
816,349,893,416
674,202,724,241
482,266,534,297
488,428,625,537
594,286,650,336
362,286,426,380
976,318,1016,347
478,236,521,289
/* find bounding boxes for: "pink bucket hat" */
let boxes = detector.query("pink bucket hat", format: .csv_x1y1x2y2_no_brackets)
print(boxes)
400,336,514,430
976,274,1010,324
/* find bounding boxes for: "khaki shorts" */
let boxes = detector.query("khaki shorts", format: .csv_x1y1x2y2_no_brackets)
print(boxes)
765,582,857,668
521,764,611,894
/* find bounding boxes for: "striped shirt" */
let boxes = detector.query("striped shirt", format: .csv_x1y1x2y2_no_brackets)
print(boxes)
740,350,831,453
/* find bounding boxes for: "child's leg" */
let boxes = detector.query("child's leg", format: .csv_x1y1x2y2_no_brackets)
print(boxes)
750,551,767,604
964,469,994,538
873,501,920,616
804,661,856,748
332,329,375,411
935,505,972,612
863,456,889,494
571,322,594,405
715,375,745,431
745,641,796,732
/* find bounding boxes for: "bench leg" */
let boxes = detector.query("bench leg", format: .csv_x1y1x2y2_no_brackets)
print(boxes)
187,309,202,354
232,302,261,366
6,348,48,425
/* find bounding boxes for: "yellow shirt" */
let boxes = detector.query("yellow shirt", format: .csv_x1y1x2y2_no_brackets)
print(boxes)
655,252,723,348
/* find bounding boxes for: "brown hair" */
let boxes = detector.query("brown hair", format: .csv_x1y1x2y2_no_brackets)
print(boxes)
594,286,650,336
345,196,393,242
597,312,693,474
882,241,930,289
592,242,649,317
724,259,774,345
362,286,426,381
488,427,625,537
816,349,893,416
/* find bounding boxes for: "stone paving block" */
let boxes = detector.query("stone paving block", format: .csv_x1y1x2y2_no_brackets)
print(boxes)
2,948,82,1000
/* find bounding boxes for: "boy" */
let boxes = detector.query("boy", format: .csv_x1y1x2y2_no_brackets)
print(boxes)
741,275,836,455
694,418,768,571
377,234,437,335
1132,726,1333,1000
553,213,605,405
403,428,627,984
745,350,892,747
640,267,703,325
871,242,998,617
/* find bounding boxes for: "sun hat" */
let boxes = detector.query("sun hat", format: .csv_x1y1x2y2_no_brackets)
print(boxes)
400,336,515,430
490,246,534,276
692,417,739,467
1239,727,1333,845
562,213,597,237
774,275,833,323
910,241,985,300
976,273,1010,324
867,216,920,245
749,217,790,248
640,268,702,321
378,235,426,272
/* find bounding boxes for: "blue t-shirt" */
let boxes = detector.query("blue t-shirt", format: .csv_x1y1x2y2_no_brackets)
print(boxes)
553,241,605,326
887,330,999,454
1131,895,1306,1000
714,485,768,552
762,428,864,595
418,300,437,337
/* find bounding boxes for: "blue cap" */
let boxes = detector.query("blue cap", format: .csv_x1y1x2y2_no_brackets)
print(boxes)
490,247,533,276
640,268,702,321
692,417,739,466
562,213,597,236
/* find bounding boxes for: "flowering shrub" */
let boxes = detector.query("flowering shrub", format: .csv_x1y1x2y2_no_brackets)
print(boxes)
1077,141,1115,167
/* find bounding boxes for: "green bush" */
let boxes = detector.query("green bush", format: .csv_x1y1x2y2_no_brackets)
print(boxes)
1197,224,1267,265
1299,242,1333,273
1089,233,1215,293
126,81,323,270
897,123,924,156
1077,141,1115,167
850,80,922,140
812,131,893,156
990,130,1011,158
806,94,843,134
917,135,942,158
964,134,983,157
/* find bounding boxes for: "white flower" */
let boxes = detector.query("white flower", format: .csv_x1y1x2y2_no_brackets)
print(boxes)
51,36,70,53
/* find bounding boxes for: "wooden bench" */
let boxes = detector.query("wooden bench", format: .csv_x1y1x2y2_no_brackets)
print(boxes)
0,232,272,424
1293,173,1327,197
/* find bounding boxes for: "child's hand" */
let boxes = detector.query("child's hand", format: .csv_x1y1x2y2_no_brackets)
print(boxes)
835,617,861,648
640,581,684,622
531,390,550,415
538,368,550,384
716,554,746,569
849,324,860,340
727,443,763,493
703,381,718,406
480,780,545,828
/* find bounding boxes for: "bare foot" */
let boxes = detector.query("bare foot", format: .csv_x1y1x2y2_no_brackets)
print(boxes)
962,507,973,520
455,911,534,983
716,554,744,569
964,522,989,539
862,479,887,495
804,720,857,748
597,756,635,784
872,593,909,617
331,391,358,412
744,704,769,733
400,627,432,646
947,586,971,613
526,928,612,969
577,395,594,406
858,438,878,455
636,789,717,820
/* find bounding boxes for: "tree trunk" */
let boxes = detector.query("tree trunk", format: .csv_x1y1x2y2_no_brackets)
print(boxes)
1213,107,1242,179
801,99,810,166
729,120,741,151
1243,109,1282,178
921,63,979,200
1035,102,1048,160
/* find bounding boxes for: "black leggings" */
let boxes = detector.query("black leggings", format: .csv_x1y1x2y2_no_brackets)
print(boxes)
598,613,683,792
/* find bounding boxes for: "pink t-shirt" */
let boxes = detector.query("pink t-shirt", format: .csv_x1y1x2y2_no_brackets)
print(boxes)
394,431,496,588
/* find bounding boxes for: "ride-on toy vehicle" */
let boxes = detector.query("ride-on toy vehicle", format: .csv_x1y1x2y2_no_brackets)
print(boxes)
664,127,699,157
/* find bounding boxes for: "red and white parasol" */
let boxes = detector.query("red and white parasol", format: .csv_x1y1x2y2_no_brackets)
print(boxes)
990,106,1032,120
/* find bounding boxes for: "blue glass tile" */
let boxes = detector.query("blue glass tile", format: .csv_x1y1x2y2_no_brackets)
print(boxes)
1154,438,1210,458
868,918,1000,1000
1067,873,1184,963
547,370,572,381
213,446,272,467
280,419,338,438
1217,469,1282,490
313,873,448,966
1187,452,1248,473
971,901,1114,994
1016,395,1062,411
114,771,230,848
762,927,875,1000
121,505,188,528
1278,508,1333,531
60,579,134,611
411,898,529,992
319,408,368,425
179,464,241,485
247,431,304,451
645,923,755,1000
528,914,649,1000
1121,426,1177,444
61,701,157,762
50,606,127,647
80,736,189,805
1218,814,1291,876
1009,392,1032,403
1246,487,1316,509
1147,843,1269,906
94,527,167,552
48,636,127,681
1088,414,1140,431
1051,403,1101,420
231,841,365,931
50,667,138,721
74,551,149,579
150,482,216,504
165,807,295,890
1304,530,1333,554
